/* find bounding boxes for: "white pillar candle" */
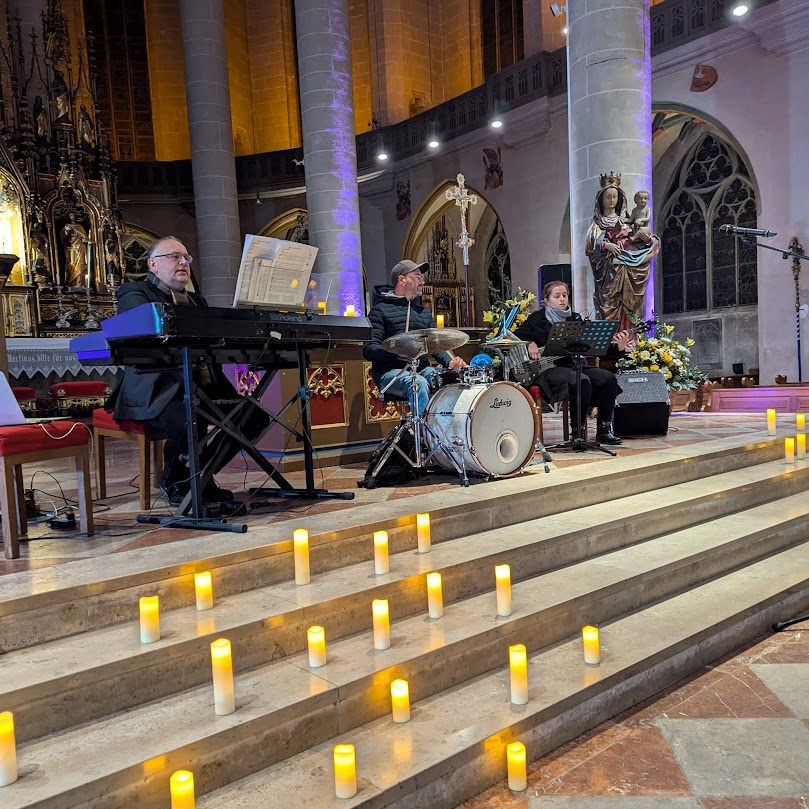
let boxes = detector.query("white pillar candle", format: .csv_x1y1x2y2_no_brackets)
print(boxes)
509,643,528,705
506,742,527,791
582,625,600,664
390,678,411,723
495,564,512,617
344,305,355,318
210,638,236,715
293,528,310,585
372,598,391,650
0,711,17,787
170,769,195,809
797,433,806,460
333,744,357,798
785,436,795,463
307,625,327,667
426,571,443,618
139,595,160,644
194,571,213,611
797,413,805,433
373,530,389,575
436,314,445,328
317,300,326,313
766,408,777,435
416,512,431,553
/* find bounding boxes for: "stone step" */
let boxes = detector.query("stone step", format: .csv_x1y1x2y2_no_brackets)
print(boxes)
0,433,785,651
3,501,808,809
195,543,809,809
2,460,807,742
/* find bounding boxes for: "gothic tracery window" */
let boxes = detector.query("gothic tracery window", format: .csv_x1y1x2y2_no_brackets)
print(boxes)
481,0,524,77
660,133,758,314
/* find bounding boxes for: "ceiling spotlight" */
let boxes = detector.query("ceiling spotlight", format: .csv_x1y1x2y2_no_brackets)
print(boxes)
731,2,749,16
549,3,566,17
490,118,503,129
254,191,262,205
376,151,389,161
428,138,440,149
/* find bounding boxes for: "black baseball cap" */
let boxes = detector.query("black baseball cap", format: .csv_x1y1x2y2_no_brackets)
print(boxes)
390,259,428,286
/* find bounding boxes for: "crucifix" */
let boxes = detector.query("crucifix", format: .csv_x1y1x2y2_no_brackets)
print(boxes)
445,173,477,326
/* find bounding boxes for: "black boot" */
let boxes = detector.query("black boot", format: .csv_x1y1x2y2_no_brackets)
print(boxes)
596,420,622,445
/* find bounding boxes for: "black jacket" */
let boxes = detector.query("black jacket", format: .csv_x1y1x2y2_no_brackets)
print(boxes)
105,273,230,420
362,284,451,381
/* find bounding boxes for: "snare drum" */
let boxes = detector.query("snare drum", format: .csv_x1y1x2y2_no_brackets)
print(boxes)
434,365,494,391
423,381,538,477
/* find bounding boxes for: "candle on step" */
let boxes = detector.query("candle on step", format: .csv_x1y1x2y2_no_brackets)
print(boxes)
373,530,389,575
766,408,777,435
0,711,17,787
344,304,355,318
797,433,806,460
372,598,391,650
194,571,213,611
210,638,236,715
317,300,326,313
169,769,195,809
333,743,357,799
506,742,527,792
495,564,512,617
416,512,431,553
797,413,806,433
293,528,310,585
390,678,411,723
139,595,160,644
785,436,795,463
582,625,600,664
436,314,445,328
307,625,327,668
426,571,443,618
509,643,528,705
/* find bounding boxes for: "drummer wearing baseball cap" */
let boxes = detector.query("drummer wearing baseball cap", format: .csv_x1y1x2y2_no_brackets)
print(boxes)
363,259,466,417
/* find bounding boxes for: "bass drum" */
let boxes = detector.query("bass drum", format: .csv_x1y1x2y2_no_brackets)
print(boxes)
423,381,538,478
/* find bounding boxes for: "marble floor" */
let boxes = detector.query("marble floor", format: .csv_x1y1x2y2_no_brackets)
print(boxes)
0,410,770,574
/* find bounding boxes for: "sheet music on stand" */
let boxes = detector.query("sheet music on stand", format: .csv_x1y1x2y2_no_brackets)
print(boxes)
544,320,617,358
233,234,319,308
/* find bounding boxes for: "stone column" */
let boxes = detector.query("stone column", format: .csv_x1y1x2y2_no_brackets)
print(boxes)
179,0,241,305
566,0,653,319
295,0,364,315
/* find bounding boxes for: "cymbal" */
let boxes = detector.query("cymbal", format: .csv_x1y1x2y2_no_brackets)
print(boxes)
382,327,469,358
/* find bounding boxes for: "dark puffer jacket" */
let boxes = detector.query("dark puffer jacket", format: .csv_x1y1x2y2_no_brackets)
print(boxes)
362,284,451,382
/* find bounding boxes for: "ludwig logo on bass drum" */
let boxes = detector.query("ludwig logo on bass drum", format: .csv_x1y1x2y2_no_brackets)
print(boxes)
489,397,512,408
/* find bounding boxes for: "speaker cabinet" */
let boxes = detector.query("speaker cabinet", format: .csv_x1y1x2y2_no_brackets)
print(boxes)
537,264,572,306
613,371,670,436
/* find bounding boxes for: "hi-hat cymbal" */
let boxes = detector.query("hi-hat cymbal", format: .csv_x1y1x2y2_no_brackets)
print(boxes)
382,327,469,358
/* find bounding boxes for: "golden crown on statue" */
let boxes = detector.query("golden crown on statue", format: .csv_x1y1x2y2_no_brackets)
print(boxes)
599,172,622,189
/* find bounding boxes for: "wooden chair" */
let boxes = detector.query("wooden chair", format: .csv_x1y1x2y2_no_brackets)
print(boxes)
0,420,93,559
92,408,165,510
527,386,571,443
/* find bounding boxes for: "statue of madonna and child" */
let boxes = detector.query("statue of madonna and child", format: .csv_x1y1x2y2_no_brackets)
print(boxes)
586,173,661,329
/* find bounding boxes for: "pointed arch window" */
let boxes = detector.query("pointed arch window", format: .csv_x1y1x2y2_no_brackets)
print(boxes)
659,133,757,314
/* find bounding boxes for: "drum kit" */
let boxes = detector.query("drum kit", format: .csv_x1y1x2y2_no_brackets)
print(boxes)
365,327,551,488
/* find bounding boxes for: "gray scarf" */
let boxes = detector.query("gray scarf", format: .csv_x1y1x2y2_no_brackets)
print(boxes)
544,305,571,324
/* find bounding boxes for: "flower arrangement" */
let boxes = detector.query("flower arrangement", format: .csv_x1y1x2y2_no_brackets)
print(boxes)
483,287,536,338
617,315,707,391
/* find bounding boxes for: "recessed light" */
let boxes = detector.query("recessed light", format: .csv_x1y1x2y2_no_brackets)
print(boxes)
376,151,389,161
731,3,749,16
490,119,503,129
428,139,440,149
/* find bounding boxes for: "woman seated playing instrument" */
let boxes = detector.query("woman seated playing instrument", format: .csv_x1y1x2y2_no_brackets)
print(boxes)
514,281,634,445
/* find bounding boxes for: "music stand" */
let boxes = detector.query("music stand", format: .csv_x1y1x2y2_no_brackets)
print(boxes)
545,319,618,456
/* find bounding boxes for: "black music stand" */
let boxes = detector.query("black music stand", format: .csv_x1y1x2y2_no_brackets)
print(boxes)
545,319,618,457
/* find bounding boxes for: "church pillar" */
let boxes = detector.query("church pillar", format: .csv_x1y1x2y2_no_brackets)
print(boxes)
295,0,364,315
566,0,653,318
179,0,241,305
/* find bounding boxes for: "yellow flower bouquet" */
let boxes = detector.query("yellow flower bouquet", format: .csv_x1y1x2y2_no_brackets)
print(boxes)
483,287,536,339
617,316,707,391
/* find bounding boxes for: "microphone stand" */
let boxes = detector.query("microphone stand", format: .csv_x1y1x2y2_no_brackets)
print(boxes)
735,234,808,382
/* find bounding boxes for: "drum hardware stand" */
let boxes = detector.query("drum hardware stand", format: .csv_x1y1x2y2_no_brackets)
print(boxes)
369,356,470,487
545,320,618,458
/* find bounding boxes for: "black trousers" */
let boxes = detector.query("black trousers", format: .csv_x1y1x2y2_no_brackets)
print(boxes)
538,365,620,425
147,390,270,487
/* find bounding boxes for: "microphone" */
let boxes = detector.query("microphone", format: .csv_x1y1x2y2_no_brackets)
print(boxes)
719,224,777,238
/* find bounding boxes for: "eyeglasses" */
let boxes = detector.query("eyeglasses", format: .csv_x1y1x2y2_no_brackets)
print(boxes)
153,252,193,264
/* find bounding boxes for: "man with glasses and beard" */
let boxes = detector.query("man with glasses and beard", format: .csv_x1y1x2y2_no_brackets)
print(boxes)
105,235,270,506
